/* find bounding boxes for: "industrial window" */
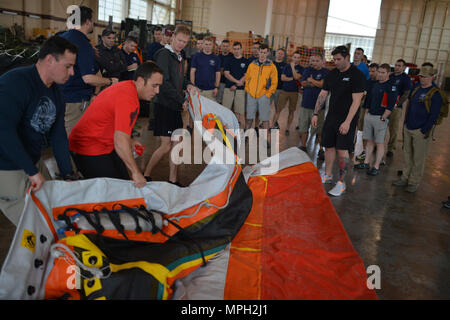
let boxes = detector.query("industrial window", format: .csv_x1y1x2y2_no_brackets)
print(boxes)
129,0,148,20
152,4,168,24
98,0,124,23
324,0,382,61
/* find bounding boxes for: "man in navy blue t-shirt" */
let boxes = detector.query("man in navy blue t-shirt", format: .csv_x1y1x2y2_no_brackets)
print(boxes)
272,51,302,136
60,6,118,135
223,41,248,125
190,37,221,101
0,36,78,225
356,63,397,175
355,63,379,162
217,39,231,104
120,35,141,81
298,53,328,151
386,58,412,157
393,65,443,192
271,48,287,116
146,26,164,62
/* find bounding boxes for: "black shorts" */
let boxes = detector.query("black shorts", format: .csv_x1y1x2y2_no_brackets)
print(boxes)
72,151,130,180
321,116,358,151
153,103,183,137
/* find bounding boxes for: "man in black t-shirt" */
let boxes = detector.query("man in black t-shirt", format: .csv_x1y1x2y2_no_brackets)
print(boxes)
312,45,366,197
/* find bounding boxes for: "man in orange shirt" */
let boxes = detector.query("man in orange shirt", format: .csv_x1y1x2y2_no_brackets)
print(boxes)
69,62,163,187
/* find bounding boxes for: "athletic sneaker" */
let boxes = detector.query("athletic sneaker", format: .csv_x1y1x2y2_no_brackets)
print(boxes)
354,163,369,169
328,181,346,197
367,167,380,176
355,151,366,161
320,172,333,184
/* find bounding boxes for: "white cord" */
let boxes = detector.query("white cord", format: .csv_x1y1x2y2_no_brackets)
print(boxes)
50,243,111,280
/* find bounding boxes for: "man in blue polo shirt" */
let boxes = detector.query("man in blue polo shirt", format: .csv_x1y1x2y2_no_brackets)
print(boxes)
120,35,141,81
298,53,328,152
190,36,221,100
60,6,118,135
355,63,397,176
386,58,412,157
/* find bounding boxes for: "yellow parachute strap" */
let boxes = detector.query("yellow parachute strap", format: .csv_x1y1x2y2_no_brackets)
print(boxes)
212,115,234,152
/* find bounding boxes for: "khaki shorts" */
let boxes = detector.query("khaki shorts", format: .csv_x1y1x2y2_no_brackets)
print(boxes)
298,107,325,135
277,91,299,113
222,88,245,114
65,100,90,136
199,89,216,101
363,113,389,143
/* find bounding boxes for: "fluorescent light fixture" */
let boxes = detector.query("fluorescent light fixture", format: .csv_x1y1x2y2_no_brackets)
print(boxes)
2,10,18,16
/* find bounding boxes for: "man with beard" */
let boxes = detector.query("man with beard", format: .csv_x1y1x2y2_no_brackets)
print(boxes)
69,63,163,188
312,45,366,197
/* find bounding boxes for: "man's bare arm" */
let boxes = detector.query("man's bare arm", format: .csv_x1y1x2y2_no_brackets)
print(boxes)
313,89,329,114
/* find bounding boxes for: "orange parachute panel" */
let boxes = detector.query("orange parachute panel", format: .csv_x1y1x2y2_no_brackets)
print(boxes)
225,163,377,300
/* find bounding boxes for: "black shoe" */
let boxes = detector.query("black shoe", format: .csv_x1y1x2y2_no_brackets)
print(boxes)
295,125,300,130
186,125,193,134
354,163,369,169
298,146,307,152
273,122,280,130
285,130,290,136
144,176,152,182
386,151,394,157
367,167,380,176
443,198,450,209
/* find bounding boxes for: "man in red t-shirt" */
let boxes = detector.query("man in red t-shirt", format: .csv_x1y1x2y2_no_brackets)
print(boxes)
69,62,163,187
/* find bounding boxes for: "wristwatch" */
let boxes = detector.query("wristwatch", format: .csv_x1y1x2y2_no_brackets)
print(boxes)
313,113,319,117
380,116,386,122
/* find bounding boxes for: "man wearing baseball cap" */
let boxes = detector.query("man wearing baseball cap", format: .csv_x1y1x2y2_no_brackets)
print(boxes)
392,64,444,193
95,28,128,81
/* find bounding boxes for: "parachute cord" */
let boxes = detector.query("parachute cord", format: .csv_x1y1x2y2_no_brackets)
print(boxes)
146,209,207,267
50,243,112,280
